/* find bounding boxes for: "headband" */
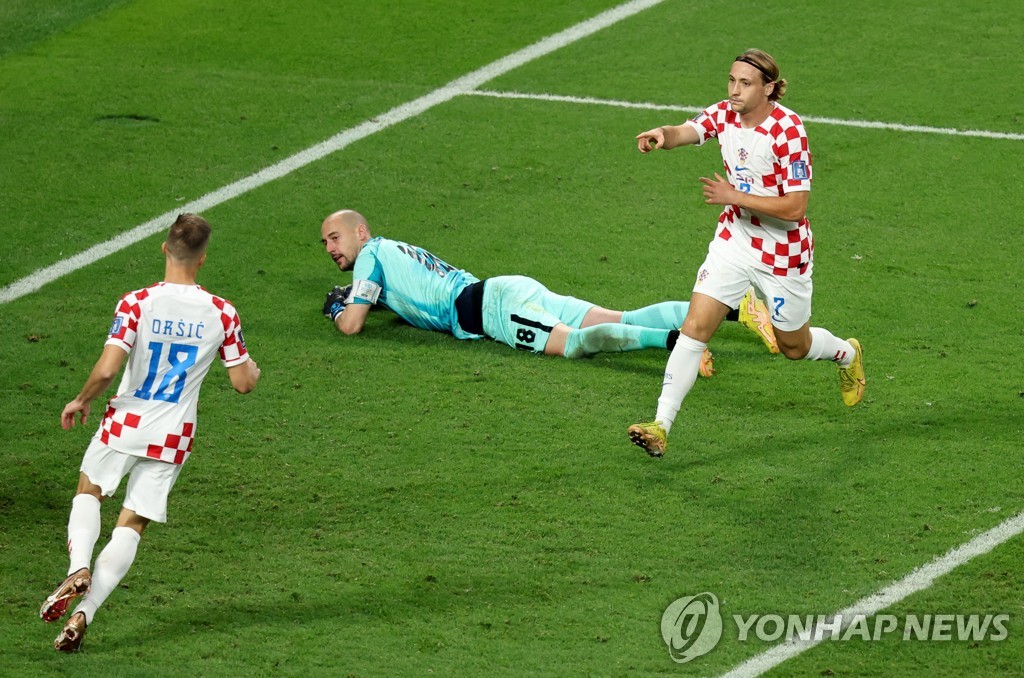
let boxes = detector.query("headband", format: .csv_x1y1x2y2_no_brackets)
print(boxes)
734,56,776,83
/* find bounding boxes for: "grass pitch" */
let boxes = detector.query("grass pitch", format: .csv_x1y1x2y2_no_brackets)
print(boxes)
2,1,1022,675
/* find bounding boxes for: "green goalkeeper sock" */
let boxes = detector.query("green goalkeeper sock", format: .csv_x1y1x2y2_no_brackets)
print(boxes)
563,324,670,359
621,301,690,330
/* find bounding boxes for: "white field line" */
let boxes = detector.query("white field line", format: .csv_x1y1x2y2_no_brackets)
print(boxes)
463,90,1024,678
7,10,1020,670
719,511,1024,677
0,0,664,305
468,89,1024,141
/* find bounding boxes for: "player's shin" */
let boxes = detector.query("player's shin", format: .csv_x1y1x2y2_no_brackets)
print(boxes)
67,494,102,574
73,526,140,624
563,325,670,358
654,334,706,433
804,327,855,366
621,301,690,329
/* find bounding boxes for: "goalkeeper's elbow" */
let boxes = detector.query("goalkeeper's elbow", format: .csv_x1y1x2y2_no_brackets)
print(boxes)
336,315,364,336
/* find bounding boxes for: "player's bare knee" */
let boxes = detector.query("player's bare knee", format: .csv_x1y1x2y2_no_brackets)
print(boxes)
680,320,717,344
580,307,622,327
75,474,105,500
779,343,809,360
776,335,811,360
117,509,151,535
774,325,812,360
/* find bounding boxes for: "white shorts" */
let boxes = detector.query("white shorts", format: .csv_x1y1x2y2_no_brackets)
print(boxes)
80,438,183,523
693,241,813,332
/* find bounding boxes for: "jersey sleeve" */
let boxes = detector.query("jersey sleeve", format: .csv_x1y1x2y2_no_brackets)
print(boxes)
215,298,250,367
350,247,384,305
769,113,812,193
685,101,729,146
104,291,142,353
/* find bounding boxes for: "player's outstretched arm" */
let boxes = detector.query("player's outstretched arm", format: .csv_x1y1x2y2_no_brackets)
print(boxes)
61,344,127,430
228,358,261,394
636,124,699,152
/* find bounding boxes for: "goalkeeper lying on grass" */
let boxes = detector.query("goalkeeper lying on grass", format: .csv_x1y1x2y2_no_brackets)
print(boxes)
319,209,777,371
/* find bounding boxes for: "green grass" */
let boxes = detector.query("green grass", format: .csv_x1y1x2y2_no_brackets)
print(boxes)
0,0,131,58
2,0,1023,675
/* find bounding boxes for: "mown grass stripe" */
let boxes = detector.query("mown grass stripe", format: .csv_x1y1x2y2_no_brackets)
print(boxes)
0,0,664,306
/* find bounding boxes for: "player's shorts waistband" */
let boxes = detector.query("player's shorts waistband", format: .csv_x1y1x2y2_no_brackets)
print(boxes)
455,280,486,336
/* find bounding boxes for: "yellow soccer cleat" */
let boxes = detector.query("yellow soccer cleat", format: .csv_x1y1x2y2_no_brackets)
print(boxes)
627,421,668,457
699,348,715,378
839,338,866,406
738,288,779,354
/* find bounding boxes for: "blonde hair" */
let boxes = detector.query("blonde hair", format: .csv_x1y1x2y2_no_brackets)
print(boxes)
735,48,788,101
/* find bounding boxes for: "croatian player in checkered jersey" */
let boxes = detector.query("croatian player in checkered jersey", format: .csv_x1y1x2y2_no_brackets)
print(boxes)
320,210,777,365
41,214,261,652
627,49,866,457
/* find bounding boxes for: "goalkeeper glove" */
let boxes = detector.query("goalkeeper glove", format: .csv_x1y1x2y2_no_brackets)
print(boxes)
323,285,352,321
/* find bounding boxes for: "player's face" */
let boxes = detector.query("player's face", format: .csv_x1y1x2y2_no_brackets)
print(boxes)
321,223,361,271
728,62,771,118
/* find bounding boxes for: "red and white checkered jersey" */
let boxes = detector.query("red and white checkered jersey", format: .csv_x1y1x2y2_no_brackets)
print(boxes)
97,282,249,464
687,100,814,276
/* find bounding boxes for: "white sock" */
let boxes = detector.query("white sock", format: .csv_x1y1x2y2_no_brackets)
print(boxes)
73,526,141,625
67,494,102,575
654,334,707,433
804,327,854,367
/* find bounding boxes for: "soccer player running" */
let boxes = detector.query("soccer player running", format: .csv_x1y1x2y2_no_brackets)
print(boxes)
41,214,261,652
320,209,776,367
627,49,866,458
